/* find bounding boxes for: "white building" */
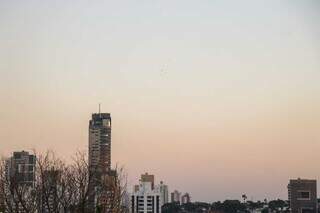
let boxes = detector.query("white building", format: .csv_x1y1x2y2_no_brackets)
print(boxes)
158,181,169,204
130,181,162,213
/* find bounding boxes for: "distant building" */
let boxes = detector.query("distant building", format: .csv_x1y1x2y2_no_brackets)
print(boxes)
288,178,317,213
130,173,164,213
95,169,119,212
88,113,112,174
41,169,62,213
133,184,140,193
171,190,181,203
0,192,4,212
130,181,162,213
158,181,169,204
88,112,113,211
181,193,191,204
141,173,155,190
5,151,36,212
5,151,36,187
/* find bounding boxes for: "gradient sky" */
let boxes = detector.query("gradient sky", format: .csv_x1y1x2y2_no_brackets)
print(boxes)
1,0,320,202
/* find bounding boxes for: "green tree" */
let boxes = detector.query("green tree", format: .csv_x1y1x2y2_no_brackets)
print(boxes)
162,202,181,213
212,200,247,213
268,199,287,211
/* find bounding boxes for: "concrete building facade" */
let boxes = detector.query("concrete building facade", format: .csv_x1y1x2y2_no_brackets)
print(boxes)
171,190,181,203
5,151,36,212
41,169,62,213
130,182,162,213
88,112,114,212
181,193,191,204
288,178,317,213
141,173,155,190
89,113,112,174
5,151,36,187
158,181,169,205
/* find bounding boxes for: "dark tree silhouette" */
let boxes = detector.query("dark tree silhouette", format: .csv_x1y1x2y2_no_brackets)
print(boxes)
0,151,128,213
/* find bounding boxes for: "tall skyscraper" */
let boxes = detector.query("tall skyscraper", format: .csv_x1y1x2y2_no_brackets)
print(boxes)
288,178,317,213
89,113,112,174
88,112,117,212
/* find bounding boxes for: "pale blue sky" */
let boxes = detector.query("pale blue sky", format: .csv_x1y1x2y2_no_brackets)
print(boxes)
0,0,320,202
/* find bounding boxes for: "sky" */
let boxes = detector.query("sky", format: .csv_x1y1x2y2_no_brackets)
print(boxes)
0,0,320,202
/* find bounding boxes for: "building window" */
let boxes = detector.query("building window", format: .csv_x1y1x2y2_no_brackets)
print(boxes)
297,191,311,200
29,155,35,164
301,207,314,213
18,164,23,173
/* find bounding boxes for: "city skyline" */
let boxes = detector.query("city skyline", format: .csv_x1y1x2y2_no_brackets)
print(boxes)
1,0,320,203
1,110,319,203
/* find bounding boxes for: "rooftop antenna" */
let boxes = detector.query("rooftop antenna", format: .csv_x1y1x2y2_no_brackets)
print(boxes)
99,103,101,115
